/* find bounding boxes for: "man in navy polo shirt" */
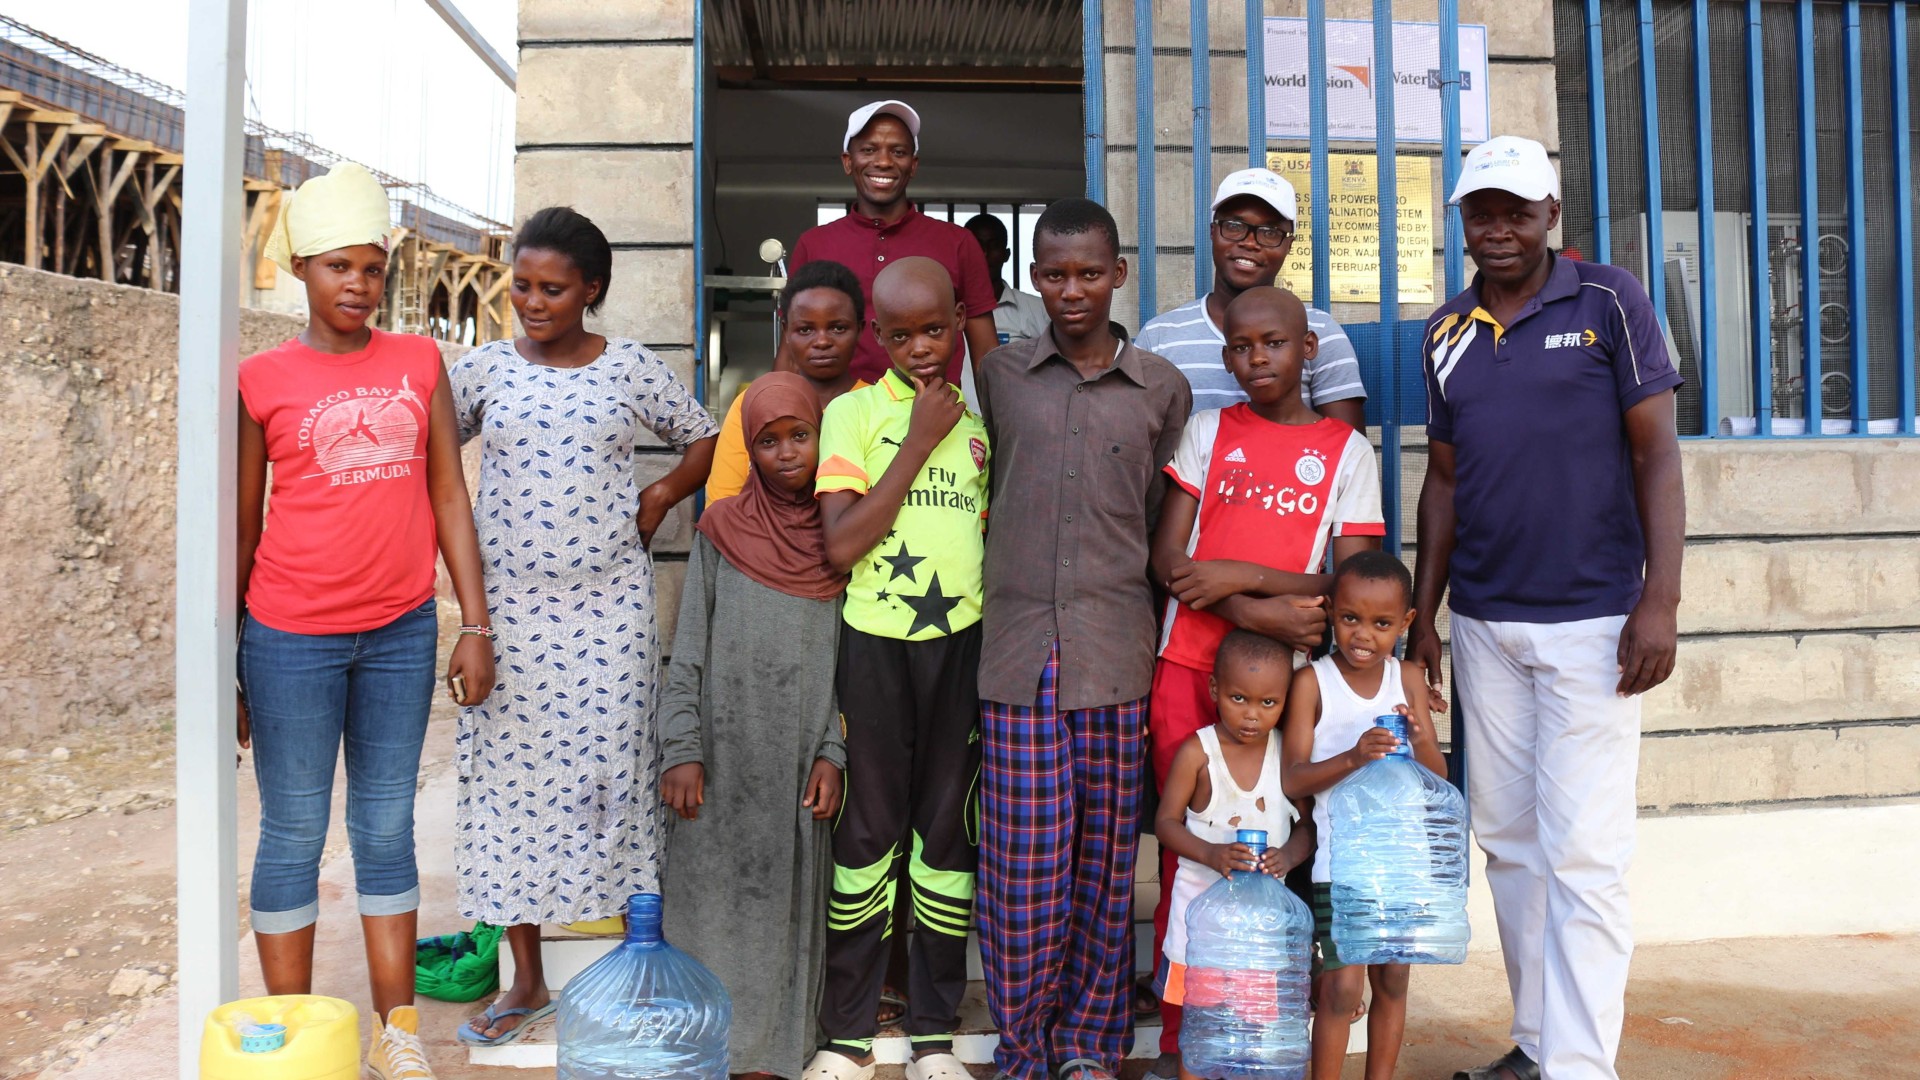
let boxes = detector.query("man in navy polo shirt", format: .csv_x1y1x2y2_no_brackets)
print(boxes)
1406,136,1685,1080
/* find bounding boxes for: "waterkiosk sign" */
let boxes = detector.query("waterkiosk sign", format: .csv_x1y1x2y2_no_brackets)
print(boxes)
1263,19,1491,144
1266,152,1435,304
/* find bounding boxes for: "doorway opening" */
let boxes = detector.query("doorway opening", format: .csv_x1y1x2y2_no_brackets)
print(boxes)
699,0,1085,412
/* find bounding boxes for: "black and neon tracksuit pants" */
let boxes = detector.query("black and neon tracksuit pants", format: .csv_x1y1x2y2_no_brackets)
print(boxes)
819,622,982,1055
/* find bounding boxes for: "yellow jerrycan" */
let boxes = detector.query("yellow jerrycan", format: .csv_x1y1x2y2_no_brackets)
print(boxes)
200,995,360,1080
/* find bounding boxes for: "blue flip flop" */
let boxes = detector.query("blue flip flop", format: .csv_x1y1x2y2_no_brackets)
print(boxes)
455,999,556,1047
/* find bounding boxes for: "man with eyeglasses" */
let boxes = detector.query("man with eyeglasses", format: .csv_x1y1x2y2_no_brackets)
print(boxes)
1134,168,1367,432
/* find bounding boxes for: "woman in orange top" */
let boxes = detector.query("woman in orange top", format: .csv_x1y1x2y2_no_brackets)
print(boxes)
706,259,869,502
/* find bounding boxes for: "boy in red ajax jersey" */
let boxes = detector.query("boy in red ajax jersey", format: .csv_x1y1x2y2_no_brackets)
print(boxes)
1143,287,1384,1075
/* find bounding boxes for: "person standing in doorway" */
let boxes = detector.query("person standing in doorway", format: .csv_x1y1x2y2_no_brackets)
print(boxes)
1406,136,1685,1080
789,100,1001,393
706,259,871,503
1134,168,1368,431
973,198,1190,1080
963,213,1050,346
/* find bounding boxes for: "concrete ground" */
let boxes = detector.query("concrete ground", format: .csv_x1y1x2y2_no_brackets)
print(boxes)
18,721,1920,1080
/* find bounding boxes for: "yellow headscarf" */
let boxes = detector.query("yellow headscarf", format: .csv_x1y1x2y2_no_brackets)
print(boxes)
262,162,394,272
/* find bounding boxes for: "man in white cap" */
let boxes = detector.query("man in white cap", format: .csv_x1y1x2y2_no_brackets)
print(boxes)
789,99,1000,392
1134,167,1368,430
1407,135,1685,1080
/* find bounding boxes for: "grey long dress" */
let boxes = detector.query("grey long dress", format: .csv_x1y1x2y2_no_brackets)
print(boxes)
661,533,844,1079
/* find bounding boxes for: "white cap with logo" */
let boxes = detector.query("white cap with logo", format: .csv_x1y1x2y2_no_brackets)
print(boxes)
1449,135,1560,204
1211,168,1298,222
844,100,922,152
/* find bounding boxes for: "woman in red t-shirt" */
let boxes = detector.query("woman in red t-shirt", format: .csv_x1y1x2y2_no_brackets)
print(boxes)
235,163,494,1080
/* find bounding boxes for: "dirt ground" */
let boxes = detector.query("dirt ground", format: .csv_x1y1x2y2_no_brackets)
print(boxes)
4,717,1918,1079
0,706,463,1079
1,724,184,1077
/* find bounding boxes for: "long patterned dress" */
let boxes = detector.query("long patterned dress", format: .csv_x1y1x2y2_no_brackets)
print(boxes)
450,338,718,925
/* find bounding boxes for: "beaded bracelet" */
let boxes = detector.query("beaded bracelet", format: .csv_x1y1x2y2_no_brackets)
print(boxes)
458,625,498,641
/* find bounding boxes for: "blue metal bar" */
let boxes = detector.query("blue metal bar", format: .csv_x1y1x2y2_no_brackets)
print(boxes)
1746,0,1772,435
1796,0,1821,432
1193,0,1213,298
1248,0,1266,169
1439,0,1464,299
1084,0,1106,202
1374,0,1401,555
1136,0,1157,327
1894,0,1916,434
694,0,707,411
1308,0,1331,310
1842,0,1870,433
1585,0,1612,264
1691,0,1718,435
1638,0,1666,327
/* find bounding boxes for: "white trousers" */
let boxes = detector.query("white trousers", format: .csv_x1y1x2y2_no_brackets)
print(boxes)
1452,614,1639,1080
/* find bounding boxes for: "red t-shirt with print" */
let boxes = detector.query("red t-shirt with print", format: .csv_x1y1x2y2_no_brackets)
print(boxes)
238,329,444,634
1157,407,1386,672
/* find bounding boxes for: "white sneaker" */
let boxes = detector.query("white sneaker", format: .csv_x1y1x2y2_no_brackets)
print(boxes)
367,1006,436,1080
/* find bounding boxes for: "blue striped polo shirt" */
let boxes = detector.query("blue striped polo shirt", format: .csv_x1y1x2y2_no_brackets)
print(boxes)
1422,255,1683,623
1134,295,1367,416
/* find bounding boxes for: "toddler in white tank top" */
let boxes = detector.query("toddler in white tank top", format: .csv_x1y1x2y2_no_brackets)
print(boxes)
1152,629,1315,1080
1279,552,1448,1080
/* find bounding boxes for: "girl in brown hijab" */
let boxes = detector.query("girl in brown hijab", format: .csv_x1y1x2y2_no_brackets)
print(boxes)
659,373,848,1080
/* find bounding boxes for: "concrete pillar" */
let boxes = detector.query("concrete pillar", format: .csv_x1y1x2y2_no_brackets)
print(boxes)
515,0,704,648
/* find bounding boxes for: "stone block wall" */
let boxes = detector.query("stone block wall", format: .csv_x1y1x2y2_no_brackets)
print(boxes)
0,265,469,738
1634,440,1920,811
515,0,708,648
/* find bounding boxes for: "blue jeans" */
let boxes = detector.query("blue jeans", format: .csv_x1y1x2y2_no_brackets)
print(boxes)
239,600,438,933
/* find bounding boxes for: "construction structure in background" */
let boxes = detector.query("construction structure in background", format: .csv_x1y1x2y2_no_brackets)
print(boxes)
0,15,513,344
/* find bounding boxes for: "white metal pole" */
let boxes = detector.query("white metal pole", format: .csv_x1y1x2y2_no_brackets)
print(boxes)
177,0,247,1072
422,0,517,89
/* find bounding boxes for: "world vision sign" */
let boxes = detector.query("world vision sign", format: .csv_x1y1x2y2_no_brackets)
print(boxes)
1265,152,1435,305
1262,18,1490,144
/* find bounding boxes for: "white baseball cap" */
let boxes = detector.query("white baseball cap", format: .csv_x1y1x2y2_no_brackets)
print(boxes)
1449,135,1560,204
1211,168,1298,222
843,100,921,153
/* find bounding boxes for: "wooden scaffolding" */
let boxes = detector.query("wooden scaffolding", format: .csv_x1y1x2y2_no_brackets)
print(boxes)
0,17,512,346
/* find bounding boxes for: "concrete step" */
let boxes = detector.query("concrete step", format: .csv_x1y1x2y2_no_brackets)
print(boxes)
469,976,1369,1070
470,977,1166,1069
475,837,1374,1070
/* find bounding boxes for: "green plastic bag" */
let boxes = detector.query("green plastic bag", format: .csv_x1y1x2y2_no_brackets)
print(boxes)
415,923,504,1003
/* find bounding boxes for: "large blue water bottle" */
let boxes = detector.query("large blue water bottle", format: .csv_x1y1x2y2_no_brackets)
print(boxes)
1179,829,1312,1080
1327,715,1469,965
556,893,732,1080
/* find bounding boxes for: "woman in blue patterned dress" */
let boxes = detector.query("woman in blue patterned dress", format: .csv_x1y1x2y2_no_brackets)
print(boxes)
449,207,718,1045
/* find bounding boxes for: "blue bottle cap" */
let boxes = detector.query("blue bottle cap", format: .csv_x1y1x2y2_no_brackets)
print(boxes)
1375,714,1412,756
1236,828,1268,852
239,1023,286,1053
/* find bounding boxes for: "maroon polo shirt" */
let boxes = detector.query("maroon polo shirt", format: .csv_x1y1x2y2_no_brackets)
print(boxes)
790,205,997,384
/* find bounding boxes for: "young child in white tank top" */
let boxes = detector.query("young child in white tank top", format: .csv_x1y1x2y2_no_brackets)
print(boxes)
1153,630,1315,1080
1280,552,1447,1080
